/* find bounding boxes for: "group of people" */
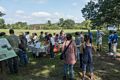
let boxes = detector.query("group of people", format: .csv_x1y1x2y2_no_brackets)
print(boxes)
62,29,119,80
62,30,96,80
0,29,119,80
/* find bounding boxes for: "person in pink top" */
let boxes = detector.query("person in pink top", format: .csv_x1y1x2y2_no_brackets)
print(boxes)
62,34,77,80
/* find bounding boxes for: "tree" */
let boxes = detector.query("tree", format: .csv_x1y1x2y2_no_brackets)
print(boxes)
96,0,120,30
47,20,52,26
0,18,5,29
0,11,6,29
81,1,99,20
58,18,64,27
81,0,99,29
82,0,120,30
11,22,29,29
61,19,75,29
0,11,5,17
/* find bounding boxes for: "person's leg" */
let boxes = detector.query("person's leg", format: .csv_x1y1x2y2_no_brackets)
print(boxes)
19,50,24,65
88,53,94,80
108,43,112,55
89,63,94,80
77,48,80,60
82,63,87,80
7,58,14,73
13,57,19,73
23,53,28,65
69,64,74,80
96,40,99,51
80,54,83,68
63,64,68,80
113,43,117,58
50,45,54,58
100,39,102,51
0,61,3,72
100,44,102,51
51,45,55,58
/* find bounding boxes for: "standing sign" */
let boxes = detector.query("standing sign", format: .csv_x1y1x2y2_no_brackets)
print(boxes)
0,38,17,61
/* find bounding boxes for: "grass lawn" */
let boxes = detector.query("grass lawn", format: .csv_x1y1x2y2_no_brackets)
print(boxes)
0,29,97,35
0,29,120,80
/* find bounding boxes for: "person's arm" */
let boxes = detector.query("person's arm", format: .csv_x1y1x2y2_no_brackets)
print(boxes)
74,41,77,54
73,41,77,60
62,41,66,52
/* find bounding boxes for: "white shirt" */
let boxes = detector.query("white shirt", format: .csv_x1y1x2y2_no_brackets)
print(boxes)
26,35,31,42
50,37,55,45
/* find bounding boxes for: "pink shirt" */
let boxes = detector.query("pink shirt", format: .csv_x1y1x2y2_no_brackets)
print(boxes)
62,40,77,64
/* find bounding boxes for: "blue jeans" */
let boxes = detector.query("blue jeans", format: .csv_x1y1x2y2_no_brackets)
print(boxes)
64,64,74,79
77,47,80,60
82,53,93,73
19,50,28,65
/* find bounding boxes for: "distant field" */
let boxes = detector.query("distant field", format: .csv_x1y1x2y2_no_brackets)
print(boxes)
0,29,97,35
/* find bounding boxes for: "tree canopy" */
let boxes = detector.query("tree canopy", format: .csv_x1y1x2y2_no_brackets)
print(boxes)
0,11,5,17
82,0,120,29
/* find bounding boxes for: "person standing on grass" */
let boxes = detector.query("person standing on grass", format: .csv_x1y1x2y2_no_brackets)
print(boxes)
32,33,38,43
54,34,59,42
59,30,65,44
87,30,93,44
112,31,118,58
108,31,114,55
7,29,21,74
79,32,84,68
62,34,77,80
96,30,104,51
79,36,84,68
19,32,28,66
49,34,55,59
75,32,81,61
25,32,31,44
80,34,96,80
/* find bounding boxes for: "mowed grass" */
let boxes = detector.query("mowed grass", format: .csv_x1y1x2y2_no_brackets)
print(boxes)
0,29,97,35
0,29,120,80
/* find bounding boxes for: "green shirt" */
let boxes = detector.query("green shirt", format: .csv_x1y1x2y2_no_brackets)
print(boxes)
7,34,20,52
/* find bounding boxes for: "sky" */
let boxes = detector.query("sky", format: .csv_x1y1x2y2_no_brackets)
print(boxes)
0,0,90,24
